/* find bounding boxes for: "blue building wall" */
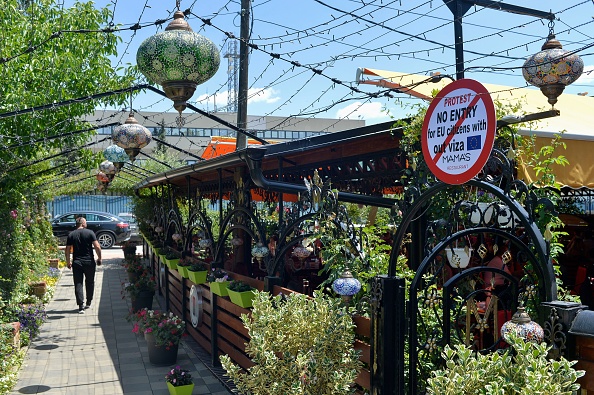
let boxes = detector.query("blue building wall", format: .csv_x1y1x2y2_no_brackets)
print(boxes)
49,195,134,218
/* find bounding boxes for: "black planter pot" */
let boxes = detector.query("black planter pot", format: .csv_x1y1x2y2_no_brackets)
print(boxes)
131,290,155,312
145,332,178,366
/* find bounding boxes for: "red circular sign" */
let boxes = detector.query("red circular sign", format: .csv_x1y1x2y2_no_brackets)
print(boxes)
421,79,496,185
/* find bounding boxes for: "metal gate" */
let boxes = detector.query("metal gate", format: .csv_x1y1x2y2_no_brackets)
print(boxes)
49,194,133,217
371,148,558,394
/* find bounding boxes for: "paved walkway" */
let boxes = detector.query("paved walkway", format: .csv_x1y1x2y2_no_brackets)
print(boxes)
11,252,234,395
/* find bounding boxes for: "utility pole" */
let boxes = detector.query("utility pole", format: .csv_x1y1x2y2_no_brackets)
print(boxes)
235,0,250,150
443,0,554,80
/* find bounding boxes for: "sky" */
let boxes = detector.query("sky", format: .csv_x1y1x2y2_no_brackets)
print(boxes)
65,0,594,129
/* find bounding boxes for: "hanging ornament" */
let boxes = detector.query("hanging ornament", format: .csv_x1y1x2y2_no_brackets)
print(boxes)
500,304,544,343
103,144,129,171
136,8,220,115
251,243,269,271
523,20,583,106
332,270,361,305
112,111,152,162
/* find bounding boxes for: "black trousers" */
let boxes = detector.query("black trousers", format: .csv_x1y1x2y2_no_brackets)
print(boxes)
72,263,96,307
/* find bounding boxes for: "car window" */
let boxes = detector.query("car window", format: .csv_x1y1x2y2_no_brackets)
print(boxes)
59,214,76,223
95,215,111,222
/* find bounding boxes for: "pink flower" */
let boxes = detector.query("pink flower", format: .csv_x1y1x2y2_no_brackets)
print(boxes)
9,210,17,219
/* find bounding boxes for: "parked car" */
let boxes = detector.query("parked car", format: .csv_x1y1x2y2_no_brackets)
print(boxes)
51,211,131,249
118,212,141,243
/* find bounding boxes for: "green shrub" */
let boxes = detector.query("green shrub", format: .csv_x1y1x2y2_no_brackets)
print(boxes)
427,333,584,395
221,291,362,395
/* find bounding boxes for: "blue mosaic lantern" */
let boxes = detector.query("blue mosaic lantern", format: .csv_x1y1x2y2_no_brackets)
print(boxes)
136,10,220,114
111,112,152,162
523,30,584,106
332,270,361,305
103,144,129,171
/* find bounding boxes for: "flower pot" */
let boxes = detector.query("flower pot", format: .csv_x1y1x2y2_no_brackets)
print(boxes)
209,281,229,297
187,270,207,284
29,282,47,298
1,322,20,348
446,247,473,269
145,332,179,366
167,382,194,395
177,266,190,279
227,288,256,308
131,290,155,312
48,259,59,268
128,271,140,283
164,258,177,269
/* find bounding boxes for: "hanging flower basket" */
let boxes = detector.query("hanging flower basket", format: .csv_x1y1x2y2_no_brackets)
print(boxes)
446,247,473,269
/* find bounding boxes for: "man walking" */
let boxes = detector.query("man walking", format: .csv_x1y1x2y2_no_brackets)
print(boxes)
65,217,102,314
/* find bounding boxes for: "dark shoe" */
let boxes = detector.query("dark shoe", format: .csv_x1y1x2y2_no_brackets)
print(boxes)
78,308,85,314
84,304,91,310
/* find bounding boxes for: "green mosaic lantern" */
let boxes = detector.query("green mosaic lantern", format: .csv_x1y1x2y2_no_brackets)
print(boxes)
136,10,221,114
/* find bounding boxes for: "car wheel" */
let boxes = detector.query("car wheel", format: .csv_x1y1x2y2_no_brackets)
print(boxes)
97,232,115,249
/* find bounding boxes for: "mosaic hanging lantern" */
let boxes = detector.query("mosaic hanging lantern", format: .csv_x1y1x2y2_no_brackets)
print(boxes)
103,144,129,171
500,304,544,343
136,10,220,114
251,243,269,262
332,270,361,305
230,237,244,247
96,171,110,183
199,238,213,249
99,160,116,182
111,112,152,162
523,23,583,106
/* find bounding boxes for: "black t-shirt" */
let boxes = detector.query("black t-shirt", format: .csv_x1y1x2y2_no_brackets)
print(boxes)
66,228,97,265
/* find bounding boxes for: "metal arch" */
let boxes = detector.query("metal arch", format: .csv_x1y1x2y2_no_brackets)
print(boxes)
165,208,184,246
214,206,267,267
185,207,214,250
388,178,555,301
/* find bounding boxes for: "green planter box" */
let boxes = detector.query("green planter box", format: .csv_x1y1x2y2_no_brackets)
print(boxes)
209,281,229,297
177,265,189,278
227,288,256,308
187,270,207,284
165,258,179,270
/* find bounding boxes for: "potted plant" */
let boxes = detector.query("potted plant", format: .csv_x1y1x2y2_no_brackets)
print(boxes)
426,333,584,394
206,267,229,296
121,240,137,261
123,272,156,312
28,281,47,299
123,259,145,283
187,261,208,284
227,280,256,308
221,291,362,394
131,309,186,366
164,250,180,270
176,255,191,279
165,365,194,395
